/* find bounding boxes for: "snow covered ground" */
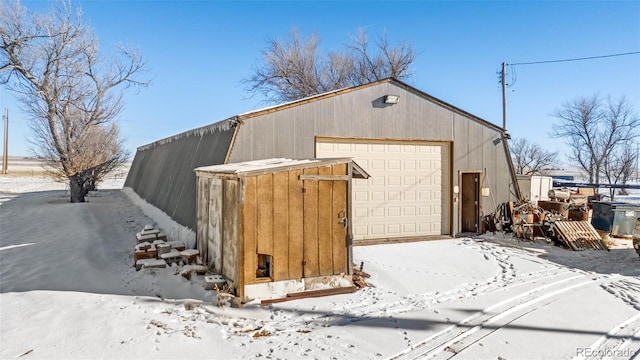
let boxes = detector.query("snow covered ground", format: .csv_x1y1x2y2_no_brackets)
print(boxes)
1,174,639,360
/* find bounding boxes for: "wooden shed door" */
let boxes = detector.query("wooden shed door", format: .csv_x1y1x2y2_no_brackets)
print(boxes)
300,166,349,278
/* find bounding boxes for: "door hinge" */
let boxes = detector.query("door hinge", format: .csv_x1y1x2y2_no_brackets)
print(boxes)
302,260,307,266
301,187,306,193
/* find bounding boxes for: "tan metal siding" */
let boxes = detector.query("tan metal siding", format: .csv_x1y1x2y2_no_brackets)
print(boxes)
224,81,516,235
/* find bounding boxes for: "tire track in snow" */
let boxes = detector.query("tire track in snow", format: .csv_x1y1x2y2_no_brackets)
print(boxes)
364,266,562,317
574,279,640,360
574,312,640,360
390,272,621,360
342,240,565,319
253,266,566,347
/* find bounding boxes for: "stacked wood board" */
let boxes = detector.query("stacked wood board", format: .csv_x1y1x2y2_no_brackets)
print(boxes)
133,225,197,270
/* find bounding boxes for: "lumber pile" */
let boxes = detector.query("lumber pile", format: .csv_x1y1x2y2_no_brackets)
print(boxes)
133,225,199,270
131,225,241,305
352,261,370,288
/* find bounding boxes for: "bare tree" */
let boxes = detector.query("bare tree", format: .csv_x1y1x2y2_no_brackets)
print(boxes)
244,28,418,103
510,137,559,175
347,29,416,84
551,95,639,186
602,143,637,200
1,1,148,202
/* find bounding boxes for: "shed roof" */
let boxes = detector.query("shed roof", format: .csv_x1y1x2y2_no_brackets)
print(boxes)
195,158,370,179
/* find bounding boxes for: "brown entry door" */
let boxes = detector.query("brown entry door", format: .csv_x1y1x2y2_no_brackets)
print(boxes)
461,173,480,233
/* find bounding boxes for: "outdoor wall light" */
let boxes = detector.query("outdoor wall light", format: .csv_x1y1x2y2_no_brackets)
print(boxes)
384,95,400,104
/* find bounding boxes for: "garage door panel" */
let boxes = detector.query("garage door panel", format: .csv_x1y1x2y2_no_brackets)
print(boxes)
354,143,368,152
317,142,333,152
371,208,384,217
403,191,416,201
387,224,401,234
371,191,385,201
388,176,401,186
387,190,401,201
418,191,431,200
354,225,369,237
317,139,450,240
371,177,385,186
403,160,416,170
403,207,416,216
403,223,416,233
371,224,385,235
371,159,385,170
404,176,416,185
354,191,368,201
371,144,385,152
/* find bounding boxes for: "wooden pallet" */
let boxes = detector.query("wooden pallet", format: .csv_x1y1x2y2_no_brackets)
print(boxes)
553,221,607,251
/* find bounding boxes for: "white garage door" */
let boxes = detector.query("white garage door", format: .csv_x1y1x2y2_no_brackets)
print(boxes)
316,138,450,240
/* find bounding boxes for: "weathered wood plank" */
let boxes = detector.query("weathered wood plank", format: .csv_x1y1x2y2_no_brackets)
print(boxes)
196,177,209,266
299,175,349,181
272,171,289,281
237,179,246,298
287,286,358,298
209,178,223,273
288,169,304,280
332,164,348,274
303,167,320,278
243,176,258,284
256,174,274,256
318,166,333,276
260,286,358,305
222,180,239,283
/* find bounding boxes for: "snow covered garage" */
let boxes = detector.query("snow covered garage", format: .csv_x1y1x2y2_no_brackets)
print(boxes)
125,78,521,245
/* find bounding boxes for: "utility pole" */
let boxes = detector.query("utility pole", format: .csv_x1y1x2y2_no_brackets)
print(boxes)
636,141,639,182
2,109,7,175
501,62,508,133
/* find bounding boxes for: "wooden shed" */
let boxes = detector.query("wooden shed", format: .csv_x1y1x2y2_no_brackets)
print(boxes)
194,158,369,298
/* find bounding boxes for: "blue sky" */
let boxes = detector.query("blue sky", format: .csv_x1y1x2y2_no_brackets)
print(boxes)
1,0,639,163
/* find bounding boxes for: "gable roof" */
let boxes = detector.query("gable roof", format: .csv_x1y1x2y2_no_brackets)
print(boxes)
138,78,504,151
233,78,505,133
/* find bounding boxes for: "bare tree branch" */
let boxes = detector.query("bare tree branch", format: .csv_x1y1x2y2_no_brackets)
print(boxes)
243,27,419,103
1,0,148,202
551,95,639,187
510,137,559,175
602,142,637,200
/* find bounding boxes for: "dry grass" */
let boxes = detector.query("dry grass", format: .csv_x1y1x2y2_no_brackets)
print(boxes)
0,170,51,177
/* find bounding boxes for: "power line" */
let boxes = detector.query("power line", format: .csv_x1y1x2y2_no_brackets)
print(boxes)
499,50,639,132
510,51,640,66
